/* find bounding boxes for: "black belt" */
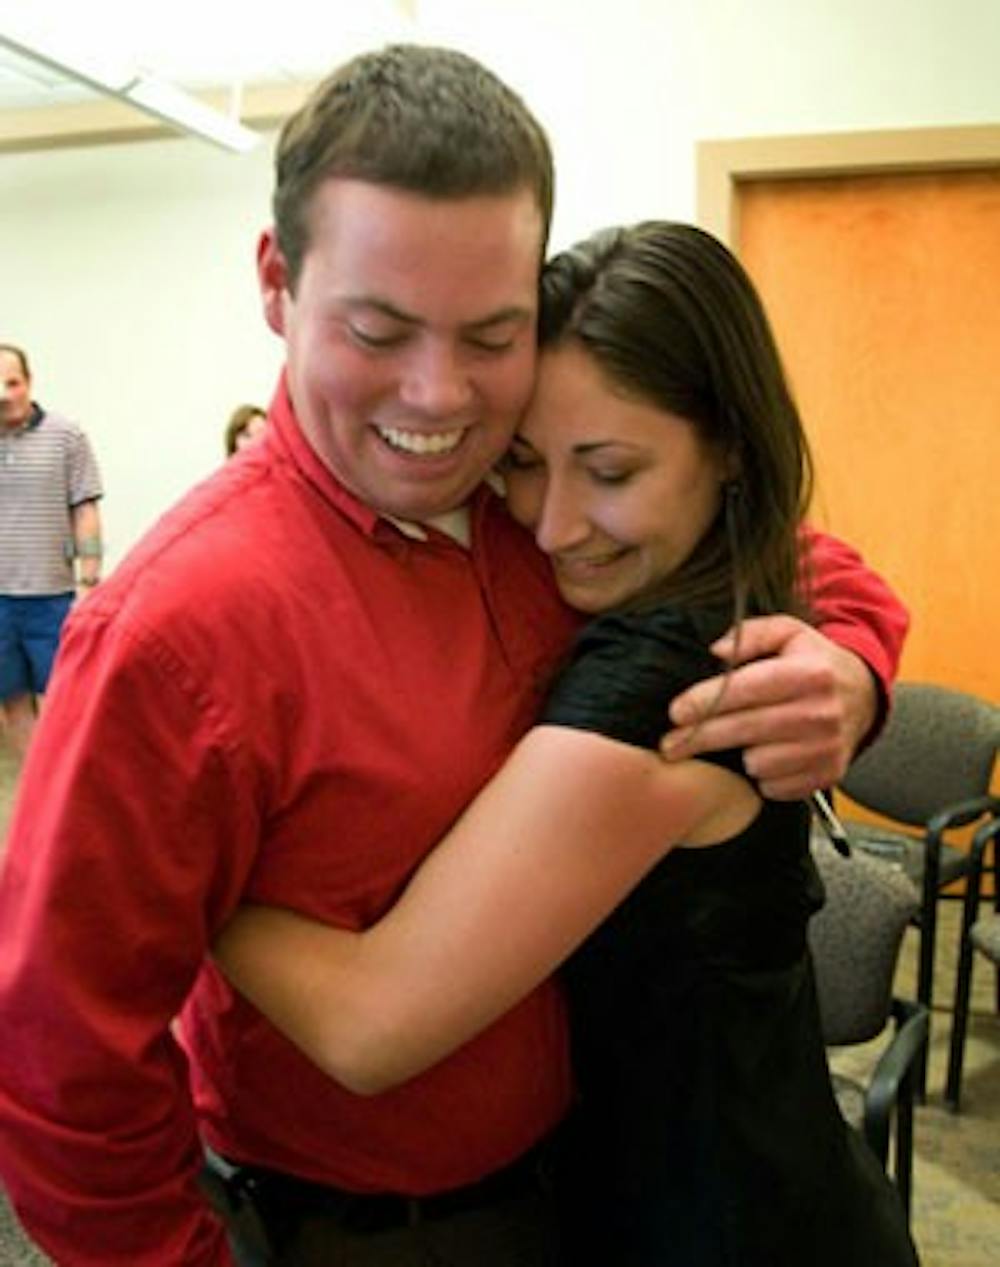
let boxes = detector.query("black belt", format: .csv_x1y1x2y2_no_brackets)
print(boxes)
218,1143,551,1238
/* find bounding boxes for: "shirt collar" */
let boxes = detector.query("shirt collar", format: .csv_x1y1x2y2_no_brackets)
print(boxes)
3,402,43,435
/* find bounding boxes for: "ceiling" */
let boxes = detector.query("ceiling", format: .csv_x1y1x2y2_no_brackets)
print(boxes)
0,0,418,113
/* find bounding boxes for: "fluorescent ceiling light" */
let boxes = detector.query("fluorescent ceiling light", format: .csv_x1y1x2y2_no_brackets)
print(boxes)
0,27,258,152
120,74,257,153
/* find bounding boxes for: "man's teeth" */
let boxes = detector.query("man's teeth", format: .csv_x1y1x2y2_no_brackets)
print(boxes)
378,426,464,455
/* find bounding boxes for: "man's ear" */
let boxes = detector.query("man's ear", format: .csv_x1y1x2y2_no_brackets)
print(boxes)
257,228,290,336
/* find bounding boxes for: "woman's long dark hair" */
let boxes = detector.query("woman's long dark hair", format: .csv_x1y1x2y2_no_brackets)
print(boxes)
538,222,813,623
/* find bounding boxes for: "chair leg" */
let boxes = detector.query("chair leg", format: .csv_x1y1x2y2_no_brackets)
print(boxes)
913,838,947,1103
944,936,975,1111
895,1072,914,1219
914,913,936,1101
918,842,942,1017
994,867,1000,1016
917,909,936,1012
944,854,988,1113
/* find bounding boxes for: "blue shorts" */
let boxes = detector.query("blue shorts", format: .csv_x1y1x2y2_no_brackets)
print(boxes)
0,593,74,700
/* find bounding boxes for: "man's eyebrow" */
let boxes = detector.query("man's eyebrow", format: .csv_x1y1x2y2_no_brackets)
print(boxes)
342,296,421,324
462,307,534,333
341,299,533,332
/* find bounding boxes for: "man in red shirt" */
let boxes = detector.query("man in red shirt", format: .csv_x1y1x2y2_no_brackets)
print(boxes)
0,46,906,1267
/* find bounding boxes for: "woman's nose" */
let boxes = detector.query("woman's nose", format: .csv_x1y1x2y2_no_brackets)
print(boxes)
534,479,589,555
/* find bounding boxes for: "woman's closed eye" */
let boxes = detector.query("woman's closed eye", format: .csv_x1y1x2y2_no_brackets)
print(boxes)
587,466,635,487
503,446,545,473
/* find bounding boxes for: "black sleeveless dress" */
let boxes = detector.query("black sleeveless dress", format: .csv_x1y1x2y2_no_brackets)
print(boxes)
540,605,919,1267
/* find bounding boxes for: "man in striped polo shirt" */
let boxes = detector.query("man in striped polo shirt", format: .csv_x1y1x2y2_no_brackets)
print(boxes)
0,344,103,760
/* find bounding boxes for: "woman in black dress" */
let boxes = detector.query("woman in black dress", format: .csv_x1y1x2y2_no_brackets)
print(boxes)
216,223,918,1265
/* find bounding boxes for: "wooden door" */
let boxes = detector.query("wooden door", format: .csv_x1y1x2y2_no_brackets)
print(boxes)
736,169,1000,706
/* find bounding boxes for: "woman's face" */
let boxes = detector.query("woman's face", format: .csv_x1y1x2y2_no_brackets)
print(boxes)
506,342,726,613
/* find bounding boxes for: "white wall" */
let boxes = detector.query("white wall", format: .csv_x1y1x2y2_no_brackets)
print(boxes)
2,0,998,568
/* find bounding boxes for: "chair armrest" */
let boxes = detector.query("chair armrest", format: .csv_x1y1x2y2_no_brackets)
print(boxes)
926,794,1000,842
966,812,1000,870
956,815,1000,943
862,998,930,1161
923,797,1000,899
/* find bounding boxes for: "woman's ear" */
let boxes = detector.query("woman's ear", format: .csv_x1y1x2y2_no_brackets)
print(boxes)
257,228,290,336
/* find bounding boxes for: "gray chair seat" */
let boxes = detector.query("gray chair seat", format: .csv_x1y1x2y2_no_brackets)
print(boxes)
971,915,1000,961
830,1076,865,1133
809,836,929,1216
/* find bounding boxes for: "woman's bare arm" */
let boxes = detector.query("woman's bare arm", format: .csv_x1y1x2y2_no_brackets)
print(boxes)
214,725,758,1093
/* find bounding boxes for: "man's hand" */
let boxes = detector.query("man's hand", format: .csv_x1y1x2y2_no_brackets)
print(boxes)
662,615,877,800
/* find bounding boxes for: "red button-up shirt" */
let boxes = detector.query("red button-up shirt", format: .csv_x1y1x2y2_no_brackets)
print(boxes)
0,380,578,1264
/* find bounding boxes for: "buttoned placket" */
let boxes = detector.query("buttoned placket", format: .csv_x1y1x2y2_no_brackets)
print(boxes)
1,427,19,466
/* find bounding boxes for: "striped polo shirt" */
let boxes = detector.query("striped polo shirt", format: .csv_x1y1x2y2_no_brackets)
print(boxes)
0,404,103,595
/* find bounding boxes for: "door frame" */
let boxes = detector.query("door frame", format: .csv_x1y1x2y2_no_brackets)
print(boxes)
697,124,1000,245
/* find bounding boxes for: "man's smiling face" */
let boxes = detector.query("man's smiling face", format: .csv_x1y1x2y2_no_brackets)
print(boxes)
258,179,545,520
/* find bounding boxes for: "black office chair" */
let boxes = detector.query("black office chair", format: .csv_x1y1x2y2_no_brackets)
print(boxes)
808,835,929,1218
944,813,1000,1112
836,682,999,1087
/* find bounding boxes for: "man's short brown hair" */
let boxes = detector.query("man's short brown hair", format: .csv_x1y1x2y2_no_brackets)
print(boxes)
273,44,554,289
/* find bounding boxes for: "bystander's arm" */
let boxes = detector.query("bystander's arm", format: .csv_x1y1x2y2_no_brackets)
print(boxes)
72,498,103,591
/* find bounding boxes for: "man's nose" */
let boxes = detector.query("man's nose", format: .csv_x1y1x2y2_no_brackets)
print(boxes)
534,478,589,555
398,343,474,418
